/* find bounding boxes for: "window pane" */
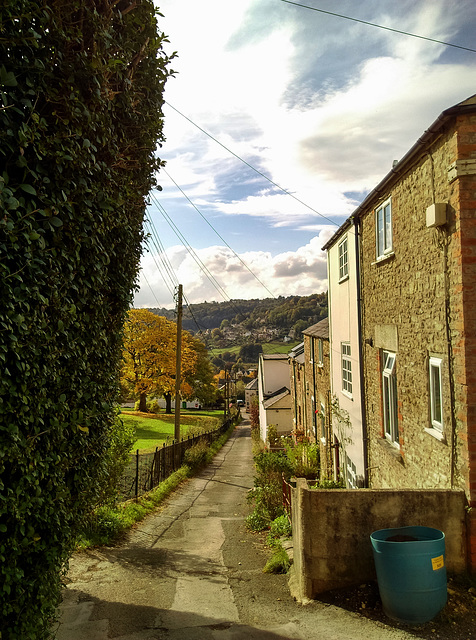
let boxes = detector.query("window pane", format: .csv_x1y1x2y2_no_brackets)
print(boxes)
430,360,443,429
384,204,392,251
377,208,384,255
383,376,391,436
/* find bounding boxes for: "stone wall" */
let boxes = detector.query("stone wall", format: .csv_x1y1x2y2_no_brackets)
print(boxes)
289,482,467,602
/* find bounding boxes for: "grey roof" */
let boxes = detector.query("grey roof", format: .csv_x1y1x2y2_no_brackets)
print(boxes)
302,317,329,340
289,342,304,358
245,378,258,390
263,387,291,409
261,353,289,361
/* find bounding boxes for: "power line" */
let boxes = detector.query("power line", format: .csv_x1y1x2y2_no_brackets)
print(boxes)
164,101,340,227
162,168,277,299
150,192,233,304
142,219,177,301
279,0,476,54
144,218,179,292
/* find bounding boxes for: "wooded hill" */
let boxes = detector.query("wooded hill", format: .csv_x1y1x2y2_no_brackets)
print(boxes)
148,292,328,348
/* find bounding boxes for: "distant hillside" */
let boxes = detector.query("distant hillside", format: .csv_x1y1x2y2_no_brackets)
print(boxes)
148,293,328,348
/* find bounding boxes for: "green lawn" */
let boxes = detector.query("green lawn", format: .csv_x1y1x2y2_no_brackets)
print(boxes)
262,341,299,354
210,341,299,358
120,410,222,453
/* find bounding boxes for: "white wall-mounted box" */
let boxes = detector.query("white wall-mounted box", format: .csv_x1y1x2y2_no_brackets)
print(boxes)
426,203,447,228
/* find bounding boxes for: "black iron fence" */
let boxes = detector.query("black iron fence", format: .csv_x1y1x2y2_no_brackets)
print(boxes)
118,417,234,501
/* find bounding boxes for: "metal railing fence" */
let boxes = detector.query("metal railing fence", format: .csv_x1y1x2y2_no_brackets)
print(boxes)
118,417,233,501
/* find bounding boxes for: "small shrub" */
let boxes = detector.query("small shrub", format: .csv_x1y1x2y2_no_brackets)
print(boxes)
266,514,292,547
134,399,142,412
246,450,293,532
267,424,283,448
245,504,271,532
149,399,161,414
283,440,320,478
249,398,260,428
185,423,207,438
263,545,291,574
183,441,209,470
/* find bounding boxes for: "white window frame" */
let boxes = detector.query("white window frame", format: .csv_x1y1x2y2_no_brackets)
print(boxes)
338,236,349,281
429,357,443,431
341,343,352,396
318,338,324,365
382,350,399,446
376,199,393,259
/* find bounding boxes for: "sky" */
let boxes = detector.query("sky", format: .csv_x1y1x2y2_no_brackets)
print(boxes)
134,0,476,309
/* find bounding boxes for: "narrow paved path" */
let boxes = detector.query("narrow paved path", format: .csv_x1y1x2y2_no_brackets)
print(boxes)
55,419,419,640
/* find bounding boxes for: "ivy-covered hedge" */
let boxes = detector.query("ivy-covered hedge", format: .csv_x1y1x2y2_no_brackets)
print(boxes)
0,2,174,637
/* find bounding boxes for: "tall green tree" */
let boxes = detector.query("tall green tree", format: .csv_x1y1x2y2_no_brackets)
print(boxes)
0,2,174,637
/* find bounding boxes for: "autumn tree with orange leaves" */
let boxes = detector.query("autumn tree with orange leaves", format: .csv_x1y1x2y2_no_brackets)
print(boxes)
121,309,214,412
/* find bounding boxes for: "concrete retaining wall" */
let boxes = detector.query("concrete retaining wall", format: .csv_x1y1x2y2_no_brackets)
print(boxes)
289,482,467,602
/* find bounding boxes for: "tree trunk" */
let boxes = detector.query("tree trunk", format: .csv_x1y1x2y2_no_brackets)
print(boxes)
139,392,148,412
165,392,172,414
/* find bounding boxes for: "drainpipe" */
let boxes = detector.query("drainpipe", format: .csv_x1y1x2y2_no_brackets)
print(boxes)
353,215,369,487
312,338,318,442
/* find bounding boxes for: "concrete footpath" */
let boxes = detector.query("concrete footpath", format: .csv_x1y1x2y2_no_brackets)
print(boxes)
55,419,421,640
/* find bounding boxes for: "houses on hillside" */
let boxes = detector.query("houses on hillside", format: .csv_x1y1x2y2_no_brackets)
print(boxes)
256,94,476,577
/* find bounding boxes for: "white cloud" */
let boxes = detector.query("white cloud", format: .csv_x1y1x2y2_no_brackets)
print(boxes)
134,230,332,308
140,0,476,307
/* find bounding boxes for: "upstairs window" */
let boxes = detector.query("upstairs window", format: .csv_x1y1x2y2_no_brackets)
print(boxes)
341,343,352,396
429,357,443,431
382,350,399,446
376,199,392,259
338,236,348,280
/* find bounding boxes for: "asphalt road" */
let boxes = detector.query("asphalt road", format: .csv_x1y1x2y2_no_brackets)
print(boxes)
55,418,422,640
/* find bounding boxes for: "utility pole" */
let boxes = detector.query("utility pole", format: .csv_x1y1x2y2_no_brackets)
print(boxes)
174,284,183,442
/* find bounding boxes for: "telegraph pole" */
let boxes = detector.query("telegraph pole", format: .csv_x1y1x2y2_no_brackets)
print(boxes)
174,284,183,441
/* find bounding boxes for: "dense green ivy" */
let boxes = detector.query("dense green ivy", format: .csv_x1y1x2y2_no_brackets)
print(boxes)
0,2,174,637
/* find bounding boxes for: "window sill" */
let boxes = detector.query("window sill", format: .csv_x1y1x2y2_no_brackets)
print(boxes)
338,274,349,284
341,390,353,401
378,437,404,463
424,427,446,444
372,252,395,266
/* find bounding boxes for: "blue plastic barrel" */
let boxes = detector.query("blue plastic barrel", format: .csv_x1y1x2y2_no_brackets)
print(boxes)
370,525,447,624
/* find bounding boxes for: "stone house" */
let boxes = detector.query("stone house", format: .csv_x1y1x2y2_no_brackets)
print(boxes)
288,319,333,478
301,319,332,479
257,353,292,443
288,341,306,438
322,93,476,574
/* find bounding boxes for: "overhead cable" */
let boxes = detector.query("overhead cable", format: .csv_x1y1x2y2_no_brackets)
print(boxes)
162,168,277,300
164,101,340,227
279,0,476,54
